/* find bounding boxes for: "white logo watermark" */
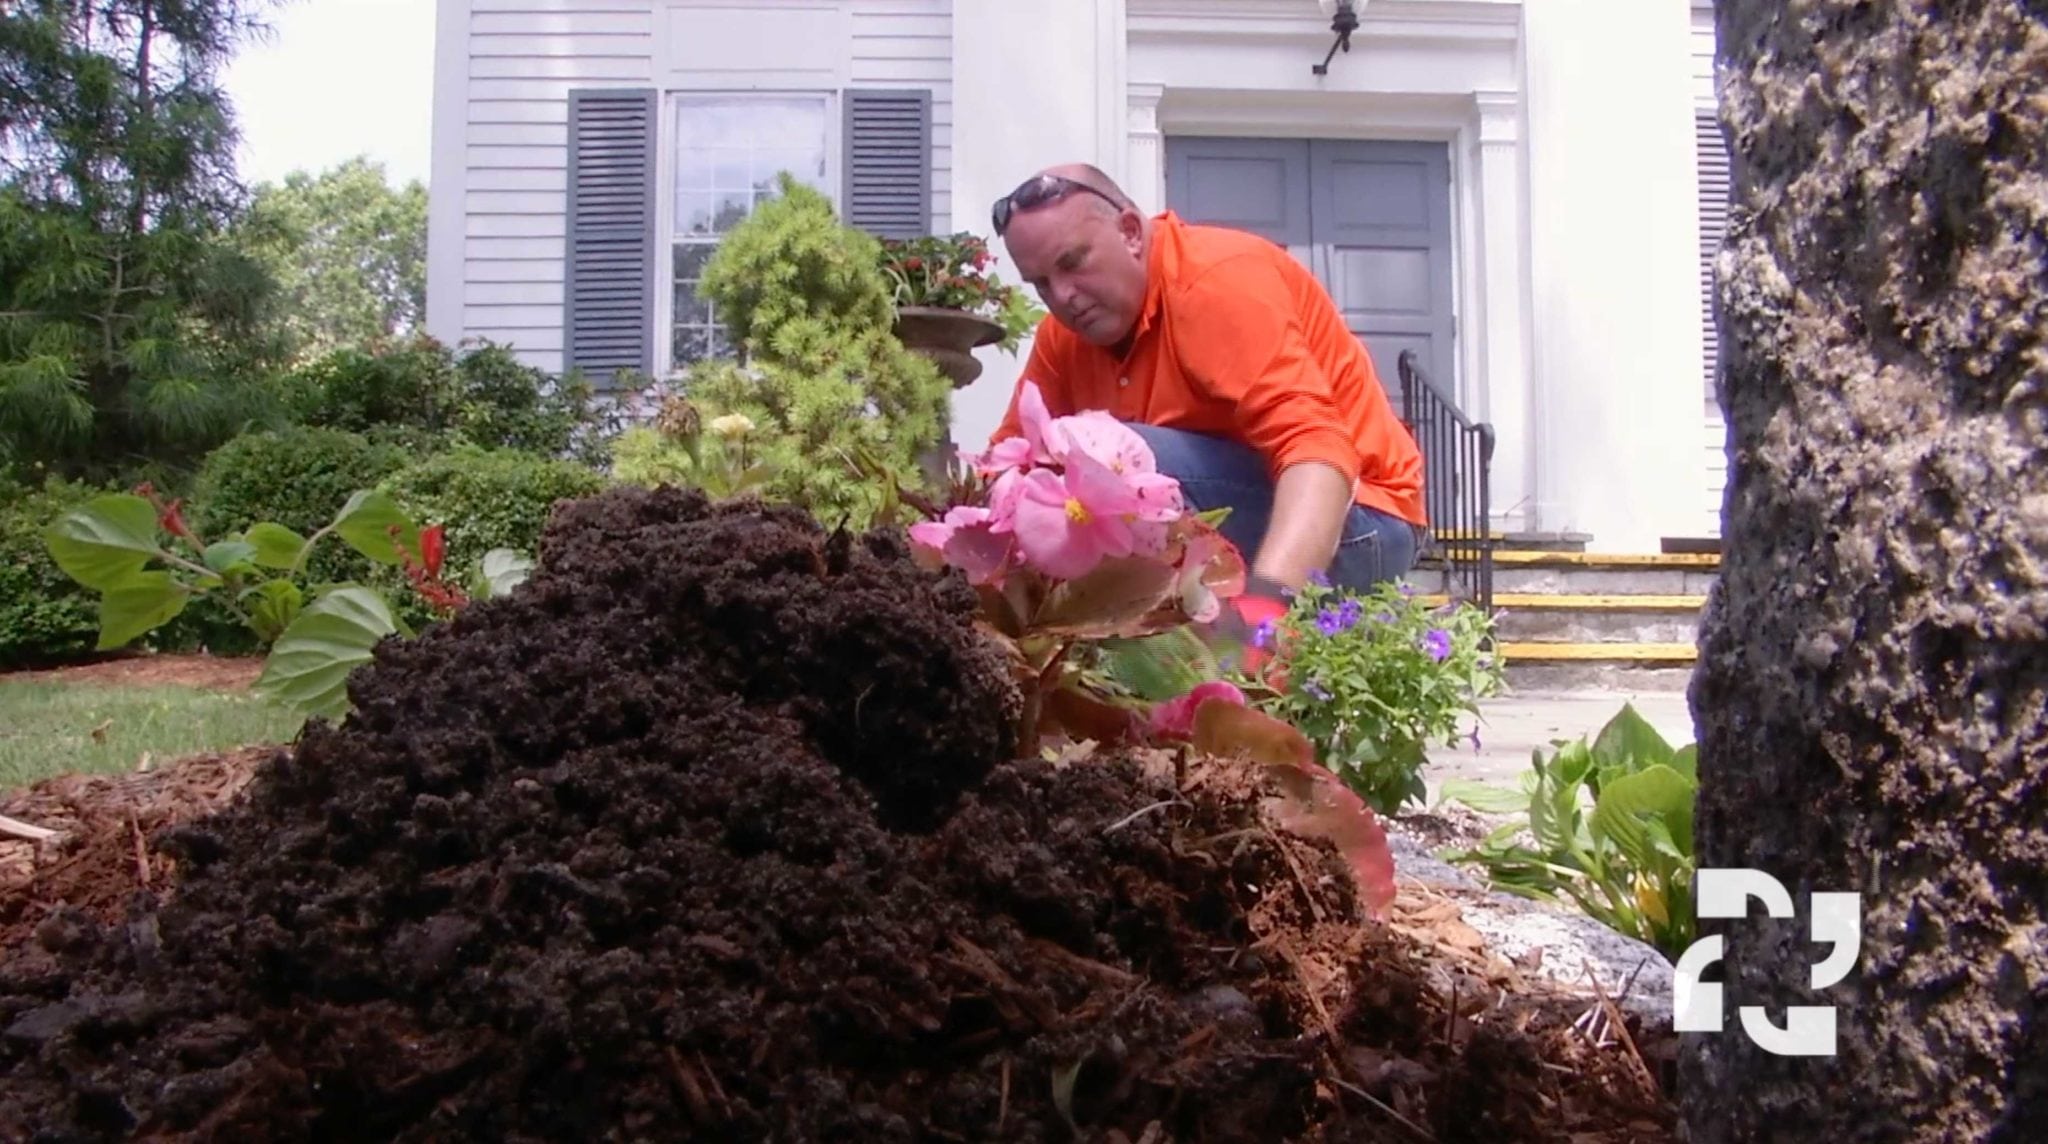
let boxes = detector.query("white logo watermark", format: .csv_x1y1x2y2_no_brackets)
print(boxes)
1671,868,1862,1056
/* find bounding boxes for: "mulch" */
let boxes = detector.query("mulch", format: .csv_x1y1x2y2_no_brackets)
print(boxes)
0,654,266,692
0,746,276,952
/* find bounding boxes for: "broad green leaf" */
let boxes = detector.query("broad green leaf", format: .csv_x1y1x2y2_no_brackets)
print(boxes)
329,489,420,567
1032,556,1178,638
43,494,162,591
242,579,305,644
479,548,535,599
96,570,190,650
1590,763,1697,870
202,540,258,576
1437,778,1531,816
251,587,400,720
1591,702,1675,773
244,522,309,570
1095,628,1219,702
1670,743,1699,784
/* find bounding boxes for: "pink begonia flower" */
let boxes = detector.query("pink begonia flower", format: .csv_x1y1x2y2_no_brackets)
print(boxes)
1147,680,1248,741
907,505,1016,584
970,381,1060,477
1009,448,1150,579
1172,526,1240,623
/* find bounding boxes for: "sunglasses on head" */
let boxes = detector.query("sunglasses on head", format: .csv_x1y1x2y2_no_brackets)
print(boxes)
990,174,1124,236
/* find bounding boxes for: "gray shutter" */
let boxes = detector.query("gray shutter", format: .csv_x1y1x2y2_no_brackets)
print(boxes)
564,88,657,383
1695,109,1732,404
842,89,932,238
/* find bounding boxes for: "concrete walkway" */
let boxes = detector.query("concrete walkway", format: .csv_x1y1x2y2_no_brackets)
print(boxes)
1422,687,1698,801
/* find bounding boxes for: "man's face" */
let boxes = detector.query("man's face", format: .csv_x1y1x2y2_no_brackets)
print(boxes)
1001,196,1149,347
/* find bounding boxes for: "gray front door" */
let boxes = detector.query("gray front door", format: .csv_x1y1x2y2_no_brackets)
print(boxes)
1165,137,1456,398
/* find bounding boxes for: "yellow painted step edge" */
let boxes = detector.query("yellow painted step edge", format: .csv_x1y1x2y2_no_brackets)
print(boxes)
1498,642,1699,663
1488,550,1720,569
1418,593,1707,611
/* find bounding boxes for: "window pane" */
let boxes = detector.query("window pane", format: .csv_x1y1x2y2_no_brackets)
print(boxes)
670,94,828,367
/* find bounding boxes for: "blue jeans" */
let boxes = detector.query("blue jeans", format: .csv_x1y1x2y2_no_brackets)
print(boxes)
1127,422,1421,593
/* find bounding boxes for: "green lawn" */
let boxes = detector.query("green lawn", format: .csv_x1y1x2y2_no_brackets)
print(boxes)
0,679,304,792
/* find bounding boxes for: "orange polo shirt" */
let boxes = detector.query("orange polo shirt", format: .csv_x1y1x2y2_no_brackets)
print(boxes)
991,210,1427,528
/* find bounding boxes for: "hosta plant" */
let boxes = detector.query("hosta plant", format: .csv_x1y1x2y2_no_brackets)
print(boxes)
42,482,533,721
1436,702,1699,960
906,381,1396,917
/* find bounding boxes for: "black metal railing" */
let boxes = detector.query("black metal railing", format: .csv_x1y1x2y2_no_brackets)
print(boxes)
1396,349,1496,617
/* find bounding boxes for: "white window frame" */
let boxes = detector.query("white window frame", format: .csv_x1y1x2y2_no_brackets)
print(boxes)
654,89,841,379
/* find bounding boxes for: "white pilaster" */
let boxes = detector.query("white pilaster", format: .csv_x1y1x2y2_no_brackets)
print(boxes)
1521,0,1707,551
1126,82,1166,215
1471,88,1533,535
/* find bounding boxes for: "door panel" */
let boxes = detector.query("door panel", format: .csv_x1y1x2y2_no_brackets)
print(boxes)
1309,140,1455,399
1163,135,1456,400
1163,137,1312,268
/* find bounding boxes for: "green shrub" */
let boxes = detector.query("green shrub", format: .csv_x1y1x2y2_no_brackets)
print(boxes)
687,174,952,529
375,445,608,624
0,473,111,667
279,335,622,466
190,426,413,588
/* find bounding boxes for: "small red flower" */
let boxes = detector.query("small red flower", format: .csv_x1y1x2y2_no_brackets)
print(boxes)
419,524,446,580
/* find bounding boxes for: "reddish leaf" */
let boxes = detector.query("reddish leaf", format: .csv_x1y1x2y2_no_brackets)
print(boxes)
1148,681,1248,742
1191,702,1398,920
1042,685,1145,747
1032,556,1178,638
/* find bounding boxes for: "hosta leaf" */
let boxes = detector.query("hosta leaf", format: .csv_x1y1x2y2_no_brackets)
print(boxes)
1590,763,1696,871
329,489,420,566
1591,702,1675,773
96,570,189,649
1437,778,1531,816
44,494,161,590
251,587,399,720
244,522,309,570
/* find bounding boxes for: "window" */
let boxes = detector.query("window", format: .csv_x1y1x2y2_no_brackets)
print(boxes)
669,94,832,367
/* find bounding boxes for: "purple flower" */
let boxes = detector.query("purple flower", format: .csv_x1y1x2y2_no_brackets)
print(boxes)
1373,611,1394,625
1338,598,1362,627
1252,619,1276,650
1305,679,1333,702
1420,628,1452,662
1398,582,1417,598
1308,569,1331,588
1316,607,1353,636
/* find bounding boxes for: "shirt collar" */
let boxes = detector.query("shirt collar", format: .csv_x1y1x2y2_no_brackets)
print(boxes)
1128,210,1180,343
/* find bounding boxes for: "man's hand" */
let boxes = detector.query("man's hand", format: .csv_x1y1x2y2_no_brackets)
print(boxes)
1208,572,1292,674
1250,461,1355,589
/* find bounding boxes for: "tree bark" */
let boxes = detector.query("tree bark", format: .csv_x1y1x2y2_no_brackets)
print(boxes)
1682,2,2048,1141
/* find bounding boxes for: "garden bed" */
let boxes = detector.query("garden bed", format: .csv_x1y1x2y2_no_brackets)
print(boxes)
0,486,1676,1142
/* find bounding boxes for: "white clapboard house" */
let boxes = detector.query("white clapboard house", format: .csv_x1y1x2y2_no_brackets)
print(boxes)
426,0,1735,684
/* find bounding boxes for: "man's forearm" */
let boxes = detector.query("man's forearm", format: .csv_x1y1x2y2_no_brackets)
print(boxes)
1248,461,1355,591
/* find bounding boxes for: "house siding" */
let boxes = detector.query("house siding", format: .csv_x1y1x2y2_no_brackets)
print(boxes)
460,1,657,375
435,0,951,377
1693,0,1727,537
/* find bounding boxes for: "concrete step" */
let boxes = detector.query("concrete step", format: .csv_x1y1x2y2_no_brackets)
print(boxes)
1413,551,1721,597
1482,593,1706,644
1497,641,1700,692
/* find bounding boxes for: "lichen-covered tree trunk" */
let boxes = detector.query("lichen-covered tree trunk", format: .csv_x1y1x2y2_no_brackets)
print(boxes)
1682,2,2048,1140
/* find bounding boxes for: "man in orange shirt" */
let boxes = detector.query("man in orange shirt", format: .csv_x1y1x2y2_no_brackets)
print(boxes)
986,163,1429,637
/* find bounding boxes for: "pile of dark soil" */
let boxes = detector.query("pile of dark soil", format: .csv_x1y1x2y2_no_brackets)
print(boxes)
0,485,1675,1142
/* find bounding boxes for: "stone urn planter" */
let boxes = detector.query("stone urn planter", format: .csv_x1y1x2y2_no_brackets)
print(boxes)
892,306,1005,388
